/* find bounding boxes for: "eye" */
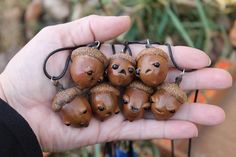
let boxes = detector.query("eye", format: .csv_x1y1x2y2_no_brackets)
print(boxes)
123,99,128,104
86,70,93,75
169,110,176,113
153,62,160,68
128,67,134,74
112,64,119,70
82,110,87,114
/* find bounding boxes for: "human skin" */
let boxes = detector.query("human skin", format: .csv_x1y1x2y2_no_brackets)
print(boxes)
0,15,232,152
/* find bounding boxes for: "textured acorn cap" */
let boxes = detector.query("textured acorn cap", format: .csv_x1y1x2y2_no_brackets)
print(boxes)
158,83,187,104
136,47,169,62
71,47,108,67
90,83,120,96
129,81,154,94
110,53,136,66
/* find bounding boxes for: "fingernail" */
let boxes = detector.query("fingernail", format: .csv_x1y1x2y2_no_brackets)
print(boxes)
208,57,212,66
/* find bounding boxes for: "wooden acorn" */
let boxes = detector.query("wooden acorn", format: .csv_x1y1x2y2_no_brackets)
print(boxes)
136,47,169,87
52,47,108,111
122,81,153,121
90,83,120,121
150,83,187,120
70,47,108,89
59,96,92,127
107,53,136,86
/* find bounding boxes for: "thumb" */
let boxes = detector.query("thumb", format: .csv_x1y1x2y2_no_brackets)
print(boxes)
49,15,131,46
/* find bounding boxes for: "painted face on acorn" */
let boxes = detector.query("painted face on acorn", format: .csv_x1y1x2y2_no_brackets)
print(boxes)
70,47,108,89
122,81,153,121
90,84,120,121
59,96,92,127
150,83,187,120
108,53,136,86
136,48,169,87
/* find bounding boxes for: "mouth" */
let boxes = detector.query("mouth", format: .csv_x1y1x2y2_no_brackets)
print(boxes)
105,112,112,117
155,108,165,114
131,106,140,113
79,123,89,127
145,69,152,74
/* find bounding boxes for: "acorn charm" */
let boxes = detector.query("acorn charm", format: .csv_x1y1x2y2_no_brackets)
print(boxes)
107,53,136,86
122,81,153,121
150,83,187,120
70,47,108,89
51,46,108,112
136,47,169,87
90,83,120,121
59,96,92,127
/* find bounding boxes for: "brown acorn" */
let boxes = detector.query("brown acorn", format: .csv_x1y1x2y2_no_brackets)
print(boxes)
122,81,153,121
107,53,136,86
70,47,108,89
90,83,120,121
59,96,92,127
136,47,169,87
150,83,187,120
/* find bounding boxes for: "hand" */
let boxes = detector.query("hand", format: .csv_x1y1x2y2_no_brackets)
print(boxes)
0,15,232,152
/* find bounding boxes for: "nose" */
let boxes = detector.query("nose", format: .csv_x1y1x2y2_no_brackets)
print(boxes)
98,105,105,111
119,69,126,75
131,106,139,112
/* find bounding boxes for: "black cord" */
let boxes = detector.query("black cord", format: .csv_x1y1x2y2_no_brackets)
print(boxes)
128,141,133,157
126,40,161,45
171,140,175,157
43,41,100,81
122,41,132,56
165,43,196,72
111,43,116,55
43,46,82,80
188,89,199,157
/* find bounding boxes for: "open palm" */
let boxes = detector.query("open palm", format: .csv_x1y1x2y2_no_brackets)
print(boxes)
0,15,232,152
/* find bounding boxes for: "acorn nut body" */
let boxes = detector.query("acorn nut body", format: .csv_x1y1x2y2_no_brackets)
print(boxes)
90,83,120,121
70,47,108,89
122,81,153,121
59,96,92,127
108,53,136,86
150,83,187,120
136,48,169,87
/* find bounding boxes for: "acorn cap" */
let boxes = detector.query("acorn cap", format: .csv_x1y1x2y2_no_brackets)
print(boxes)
136,47,169,62
129,81,154,94
110,53,136,66
158,83,187,104
71,47,108,67
90,83,120,96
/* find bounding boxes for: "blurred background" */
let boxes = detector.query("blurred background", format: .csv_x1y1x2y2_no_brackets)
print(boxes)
0,0,236,157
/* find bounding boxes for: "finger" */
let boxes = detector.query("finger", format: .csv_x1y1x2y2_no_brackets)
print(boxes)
117,120,198,140
166,68,232,90
55,15,131,46
100,44,211,69
171,103,225,125
144,103,225,126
